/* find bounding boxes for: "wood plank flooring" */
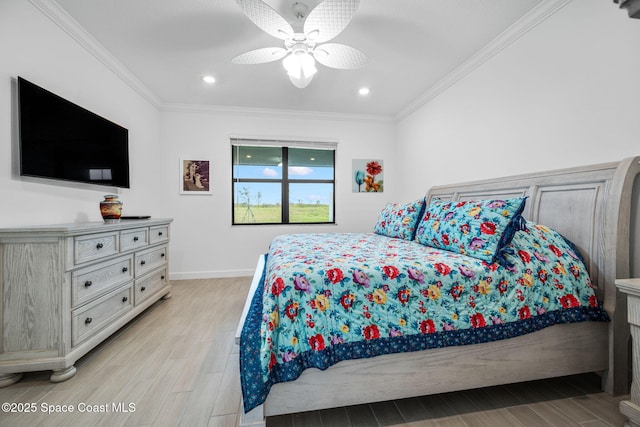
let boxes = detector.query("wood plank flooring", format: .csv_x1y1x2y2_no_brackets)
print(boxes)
0,278,629,426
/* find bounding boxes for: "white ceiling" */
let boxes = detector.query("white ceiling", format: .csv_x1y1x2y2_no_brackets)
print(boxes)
52,0,545,118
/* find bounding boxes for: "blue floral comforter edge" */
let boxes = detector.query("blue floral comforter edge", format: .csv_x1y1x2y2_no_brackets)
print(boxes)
239,230,609,413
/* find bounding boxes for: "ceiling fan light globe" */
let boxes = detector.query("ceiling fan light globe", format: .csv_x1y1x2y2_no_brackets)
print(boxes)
286,67,302,79
283,54,302,79
289,73,314,89
299,53,317,77
283,51,316,81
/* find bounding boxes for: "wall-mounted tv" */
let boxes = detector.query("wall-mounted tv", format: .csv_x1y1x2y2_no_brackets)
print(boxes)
18,76,130,188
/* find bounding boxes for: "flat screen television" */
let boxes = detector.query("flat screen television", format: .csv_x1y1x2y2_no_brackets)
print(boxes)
18,76,130,188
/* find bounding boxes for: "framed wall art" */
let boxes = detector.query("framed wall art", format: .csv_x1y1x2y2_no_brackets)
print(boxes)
352,159,384,192
180,158,212,194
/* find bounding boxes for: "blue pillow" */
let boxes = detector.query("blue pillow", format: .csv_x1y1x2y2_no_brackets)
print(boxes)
415,197,527,265
373,199,426,241
509,221,587,267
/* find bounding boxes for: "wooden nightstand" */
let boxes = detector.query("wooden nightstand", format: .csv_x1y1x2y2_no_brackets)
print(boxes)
616,278,640,426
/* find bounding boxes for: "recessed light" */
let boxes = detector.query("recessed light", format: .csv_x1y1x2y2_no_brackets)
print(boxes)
358,87,370,96
202,75,216,84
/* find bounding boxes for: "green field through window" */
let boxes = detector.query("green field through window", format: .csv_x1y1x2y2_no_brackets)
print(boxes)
232,144,335,225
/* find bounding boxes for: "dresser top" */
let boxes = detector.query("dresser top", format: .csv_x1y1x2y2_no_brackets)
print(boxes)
0,218,173,237
616,278,640,297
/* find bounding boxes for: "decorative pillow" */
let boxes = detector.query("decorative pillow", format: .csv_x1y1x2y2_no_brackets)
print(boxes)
508,220,588,268
373,198,426,241
414,197,527,265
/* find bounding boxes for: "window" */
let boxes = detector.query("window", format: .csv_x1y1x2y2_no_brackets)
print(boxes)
232,139,336,225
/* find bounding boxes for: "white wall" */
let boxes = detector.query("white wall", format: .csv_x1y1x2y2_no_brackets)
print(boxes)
160,109,397,278
4,0,638,279
0,0,162,226
0,1,398,279
397,0,640,201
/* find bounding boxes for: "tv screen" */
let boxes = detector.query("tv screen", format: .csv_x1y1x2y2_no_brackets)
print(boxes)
18,77,130,188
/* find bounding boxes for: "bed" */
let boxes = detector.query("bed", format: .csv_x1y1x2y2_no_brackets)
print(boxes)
235,156,640,427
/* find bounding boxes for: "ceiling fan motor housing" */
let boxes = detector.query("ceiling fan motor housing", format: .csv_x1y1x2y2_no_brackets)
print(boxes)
292,2,309,20
286,34,315,54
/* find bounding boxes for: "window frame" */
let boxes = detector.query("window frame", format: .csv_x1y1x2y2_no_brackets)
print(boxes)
231,143,336,225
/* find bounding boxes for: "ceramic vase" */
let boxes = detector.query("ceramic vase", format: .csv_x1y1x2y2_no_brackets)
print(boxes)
100,195,123,223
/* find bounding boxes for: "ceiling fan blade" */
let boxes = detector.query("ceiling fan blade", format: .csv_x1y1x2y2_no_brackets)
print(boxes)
304,0,360,43
313,43,367,69
235,0,294,40
232,47,288,65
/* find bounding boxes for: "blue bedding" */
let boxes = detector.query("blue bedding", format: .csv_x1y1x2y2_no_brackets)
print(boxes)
240,223,609,412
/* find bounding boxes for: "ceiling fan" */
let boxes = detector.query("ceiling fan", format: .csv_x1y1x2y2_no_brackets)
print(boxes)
232,0,368,88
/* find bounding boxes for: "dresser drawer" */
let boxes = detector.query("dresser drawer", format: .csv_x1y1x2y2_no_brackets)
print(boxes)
71,285,133,346
74,232,119,265
135,245,167,277
72,255,134,308
135,268,168,305
120,228,148,252
149,225,169,244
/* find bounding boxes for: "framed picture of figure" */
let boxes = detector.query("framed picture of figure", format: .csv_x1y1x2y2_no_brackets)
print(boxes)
180,158,212,194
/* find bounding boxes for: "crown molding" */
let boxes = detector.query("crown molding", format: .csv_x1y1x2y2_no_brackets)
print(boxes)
395,0,573,121
161,103,395,123
29,0,162,108
31,0,571,123
29,0,393,123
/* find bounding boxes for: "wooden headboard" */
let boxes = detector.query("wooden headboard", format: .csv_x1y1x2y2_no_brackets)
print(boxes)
426,156,640,395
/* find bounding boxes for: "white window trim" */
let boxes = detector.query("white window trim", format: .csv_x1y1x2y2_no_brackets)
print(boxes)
229,136,338,150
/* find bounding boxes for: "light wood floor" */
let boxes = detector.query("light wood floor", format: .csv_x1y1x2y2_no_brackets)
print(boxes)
0,278,630,427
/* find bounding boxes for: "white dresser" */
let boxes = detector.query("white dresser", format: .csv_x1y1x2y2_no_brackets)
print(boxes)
0,218,172,386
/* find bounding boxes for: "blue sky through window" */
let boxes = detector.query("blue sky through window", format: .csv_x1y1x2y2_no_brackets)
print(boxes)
234,165,334,205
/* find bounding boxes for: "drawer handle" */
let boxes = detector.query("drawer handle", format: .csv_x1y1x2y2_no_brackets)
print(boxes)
133,236,139,242
140,260,146,266
85,317,93,325
122,267,128,273
122,296,128,303
84,281,92,287
161,253,165,258
141,286,146,292
96,243,104,249
161,275,165,280
158,232,163,236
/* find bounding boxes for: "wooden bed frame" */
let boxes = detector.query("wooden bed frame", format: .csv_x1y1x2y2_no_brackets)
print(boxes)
235,156,640,427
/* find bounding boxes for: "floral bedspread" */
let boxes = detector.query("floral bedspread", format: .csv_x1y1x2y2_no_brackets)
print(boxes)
240,226,609,412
